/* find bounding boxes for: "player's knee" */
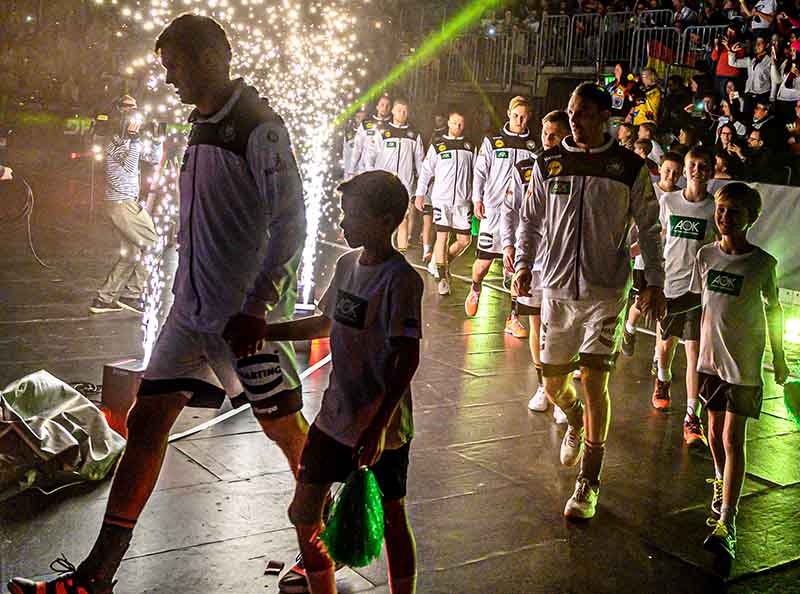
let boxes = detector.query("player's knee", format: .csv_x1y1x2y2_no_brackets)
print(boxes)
126,396,178,439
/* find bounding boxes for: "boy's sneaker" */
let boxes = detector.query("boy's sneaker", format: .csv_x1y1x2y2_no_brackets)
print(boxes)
426,260,439,279
621,327,636,356
422,250,432,264
560,425,584,466
116,296,144,315
89,297,122,314
438,276,450,296
704,519,736,559
527,385,548,411
278,554,345,593
553,405,568,424
683,414,708,447
706,477,723,517
564,477,599,519
651,379,671,411
8,556,114,594
504,315,528,338
464,288,480,316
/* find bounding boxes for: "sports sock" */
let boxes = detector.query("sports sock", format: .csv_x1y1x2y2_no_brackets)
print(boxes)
423,244,432,256
657,365,672,383
579,440,605,486
77,517,134,582
625,321,635,334
686,397,700,419
471,281,481,293
563,399,584,430
720,505,737,529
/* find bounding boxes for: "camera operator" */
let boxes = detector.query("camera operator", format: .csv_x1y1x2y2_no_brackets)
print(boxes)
89,95,163,315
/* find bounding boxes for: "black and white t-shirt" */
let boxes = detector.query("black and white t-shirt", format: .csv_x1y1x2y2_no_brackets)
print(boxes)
659,190,716,299
691,243,779,386
317,250,423,449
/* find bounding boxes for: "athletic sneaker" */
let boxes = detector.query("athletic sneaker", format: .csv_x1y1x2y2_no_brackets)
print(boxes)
564,477,599,519
651,379,671,411
504,315,528,338
438,275,450,296
426,259,439,279
527,385,547,412
553,405,568,424
8,556,114,594
706,477,723,517
560,425,584,466
683,414,708,447
278,554,309,593
116,296,144,315
88,298,122,314
704,519,736,559
621,327,636,356
464,288,480,316
422,250,432,264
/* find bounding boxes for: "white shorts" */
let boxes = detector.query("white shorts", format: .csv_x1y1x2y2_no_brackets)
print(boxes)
433,202,472,234
517,270,543,310
539,295,626,376
140,311,302,417
476,206,502,256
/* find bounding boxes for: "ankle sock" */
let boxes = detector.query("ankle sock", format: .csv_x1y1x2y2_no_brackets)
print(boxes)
423,244,432,255
625,321,635,334
686,397,700,419
657,366,672,383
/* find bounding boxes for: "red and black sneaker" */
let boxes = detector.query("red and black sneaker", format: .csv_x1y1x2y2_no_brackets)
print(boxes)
8,556,114,594
651,379,671,411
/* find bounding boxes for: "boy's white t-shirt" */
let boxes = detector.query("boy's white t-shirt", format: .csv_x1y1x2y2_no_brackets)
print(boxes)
316,249,424,449
633,182,670,271
691,243,778,386
659,190,716,299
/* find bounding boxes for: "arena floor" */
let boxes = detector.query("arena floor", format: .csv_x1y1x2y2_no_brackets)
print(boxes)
2,188,799,593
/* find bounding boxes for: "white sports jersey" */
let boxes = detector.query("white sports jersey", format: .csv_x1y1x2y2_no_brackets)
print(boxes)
472,124,537,209
691,243,778,386
346,115,390,178
659,190,716,299
415,136,476,207
366,122,424,198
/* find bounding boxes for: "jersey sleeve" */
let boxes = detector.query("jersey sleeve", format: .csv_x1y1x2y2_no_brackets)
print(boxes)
630,165,665,288
346,124,367,179
471,136,493,204
761,254,780,307
514,161,545,270
415,144,436,197
387,268,424,340
500,168,522,250
689,253,703,295
413,133,425,180
241,120,306,318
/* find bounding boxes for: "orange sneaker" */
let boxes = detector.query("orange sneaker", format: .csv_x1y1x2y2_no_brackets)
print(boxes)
464,288,480,316
651,379,671,411
683,414,708,448
504,315,529,339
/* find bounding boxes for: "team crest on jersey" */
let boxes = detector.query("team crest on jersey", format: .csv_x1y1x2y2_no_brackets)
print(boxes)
606,158,624,176
707,270,744,296
406,131,415,138
464,142,472,150
526,140,537,151
523,168,533,182
220,122,236,143
334,289,368,328
547,160,563,176
365,122,374,129
494,139,505,148
437,143,447,152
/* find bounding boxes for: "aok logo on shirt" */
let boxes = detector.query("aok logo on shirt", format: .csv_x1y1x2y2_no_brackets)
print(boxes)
440,152,452,160
669,215,707,239
495,150,509,159
334,289,368,329
707,270,744,296
386,140,398,148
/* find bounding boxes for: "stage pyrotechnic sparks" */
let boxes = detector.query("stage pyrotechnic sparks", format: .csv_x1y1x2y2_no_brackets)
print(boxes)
110,0,366,364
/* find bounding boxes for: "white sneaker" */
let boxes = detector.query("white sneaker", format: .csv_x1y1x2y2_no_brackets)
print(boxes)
527,385,548,412
438,276,450,296
553,405,568,424
560,425,584,466
564,477,599,519
427,259,439,279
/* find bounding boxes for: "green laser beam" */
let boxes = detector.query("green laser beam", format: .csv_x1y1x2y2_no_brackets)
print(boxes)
334,0,505,127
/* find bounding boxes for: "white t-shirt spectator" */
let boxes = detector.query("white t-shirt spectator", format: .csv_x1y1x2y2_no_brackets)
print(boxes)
659,190,717,298
316,249,423,449
751,0,776,30
691,243,778,385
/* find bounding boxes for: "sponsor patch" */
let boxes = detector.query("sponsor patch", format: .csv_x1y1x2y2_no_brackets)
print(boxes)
495,149,509,159
266,129,279,143
669,215,707,240
547,160,563,176
334,289,368,328
220,122,236,143
386,140,397,148
236,352,284,395
606,158,624,176
437,143,447,152
440,152,452,160
523,168,533,182
549,180,572,195
384,130,391,138
494,139,505,148
707,270,744,296
366,122,374,129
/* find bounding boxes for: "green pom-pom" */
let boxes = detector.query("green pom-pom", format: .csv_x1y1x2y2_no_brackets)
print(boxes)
784,379,800,430
320,467,385,567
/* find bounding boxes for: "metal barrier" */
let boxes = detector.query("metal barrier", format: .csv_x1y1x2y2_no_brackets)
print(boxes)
444,32,518,88
536,14,571,68
636,9,674,27
678,24,728,67
600,11,636,67
630,26,682,76
568,13,604,67
405,53,441,104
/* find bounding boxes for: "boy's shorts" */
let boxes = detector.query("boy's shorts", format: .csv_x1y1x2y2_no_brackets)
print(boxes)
433,203,471,235
539,295,626,377
139,311,302,418
699,372,763,419
476,208,502,257
298,424,410,501
660,295,701,341
631,269,646,295
516,270,543,314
